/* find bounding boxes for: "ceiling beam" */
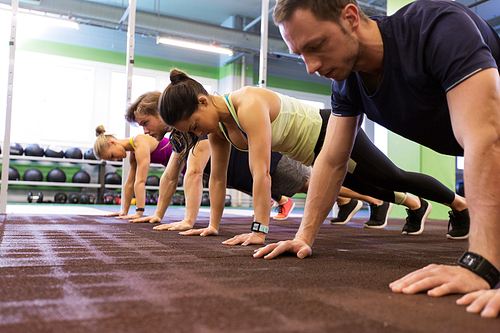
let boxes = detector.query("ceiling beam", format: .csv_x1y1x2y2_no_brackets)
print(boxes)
0,0,290,53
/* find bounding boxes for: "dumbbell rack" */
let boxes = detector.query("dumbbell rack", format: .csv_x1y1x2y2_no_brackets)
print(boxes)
0,155,168,204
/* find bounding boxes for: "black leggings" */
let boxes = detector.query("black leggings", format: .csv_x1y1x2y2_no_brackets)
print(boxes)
315,112,456,205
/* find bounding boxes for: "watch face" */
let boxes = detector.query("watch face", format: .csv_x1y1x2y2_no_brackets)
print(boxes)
462,253,479,267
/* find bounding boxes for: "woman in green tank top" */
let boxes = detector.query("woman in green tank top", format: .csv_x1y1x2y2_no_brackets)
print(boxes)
158,69,468,247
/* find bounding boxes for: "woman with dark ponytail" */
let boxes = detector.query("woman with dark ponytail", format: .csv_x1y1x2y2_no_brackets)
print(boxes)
159,69,469,247
159,69,205,160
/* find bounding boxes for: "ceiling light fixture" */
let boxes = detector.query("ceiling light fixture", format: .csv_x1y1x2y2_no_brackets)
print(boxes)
156,36,233,56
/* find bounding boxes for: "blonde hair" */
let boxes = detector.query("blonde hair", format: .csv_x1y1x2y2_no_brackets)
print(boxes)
93,125,116,160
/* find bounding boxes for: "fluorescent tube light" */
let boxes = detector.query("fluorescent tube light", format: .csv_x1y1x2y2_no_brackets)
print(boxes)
156,36,233,56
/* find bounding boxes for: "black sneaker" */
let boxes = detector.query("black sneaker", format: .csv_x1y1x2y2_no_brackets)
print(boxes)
446,208,470,240
330,199,363,225
402,198,432,235
364,202,393,229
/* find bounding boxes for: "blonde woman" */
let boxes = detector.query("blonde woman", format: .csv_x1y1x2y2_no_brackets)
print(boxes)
94,125,172,219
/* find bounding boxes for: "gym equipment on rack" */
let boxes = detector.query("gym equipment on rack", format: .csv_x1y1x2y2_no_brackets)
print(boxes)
27,192,43,203
23,168,43,181
146,175,160,186
84,148,97,160
46,168,67,182
54,192,68,203
105,172,122,184
24,143,45,157
65,147,83,159
45,145,65,158
72,170,91,183
9,142,23,155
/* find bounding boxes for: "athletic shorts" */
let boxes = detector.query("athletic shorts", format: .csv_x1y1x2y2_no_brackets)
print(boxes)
270,155,311,197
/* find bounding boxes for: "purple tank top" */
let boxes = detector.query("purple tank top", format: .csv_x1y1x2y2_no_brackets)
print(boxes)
150,138,172,166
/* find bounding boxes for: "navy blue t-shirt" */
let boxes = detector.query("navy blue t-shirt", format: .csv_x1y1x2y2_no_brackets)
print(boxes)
331,0,500,156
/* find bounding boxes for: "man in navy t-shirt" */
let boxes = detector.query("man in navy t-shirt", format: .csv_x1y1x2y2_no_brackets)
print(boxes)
253,0,500,317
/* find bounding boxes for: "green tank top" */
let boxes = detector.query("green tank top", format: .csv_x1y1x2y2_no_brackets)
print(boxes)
219,91,322,166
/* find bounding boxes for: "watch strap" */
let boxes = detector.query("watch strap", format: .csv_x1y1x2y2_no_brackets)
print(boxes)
136,207,145,212
458,251,500,289
251,222,269,234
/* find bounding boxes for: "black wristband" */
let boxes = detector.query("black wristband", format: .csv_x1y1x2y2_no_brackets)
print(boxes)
457,251,500,289
136,207,145,212
251,222,269,234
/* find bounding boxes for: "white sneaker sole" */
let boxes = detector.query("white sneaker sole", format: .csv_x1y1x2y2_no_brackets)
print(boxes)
446,233,469,240
330,200,363,225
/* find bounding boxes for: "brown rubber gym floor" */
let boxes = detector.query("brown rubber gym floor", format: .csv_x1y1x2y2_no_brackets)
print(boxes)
0,207,499,332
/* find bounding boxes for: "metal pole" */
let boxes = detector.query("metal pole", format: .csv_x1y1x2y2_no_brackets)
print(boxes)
241,55,246,88
258,0,269,88
120,0,136,212
1,0,19,214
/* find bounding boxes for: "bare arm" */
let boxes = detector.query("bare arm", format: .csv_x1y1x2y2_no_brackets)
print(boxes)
222,88,275,246
131,136,152,219
159,139,211,231
183,140,211,226
204,133,230,233
106,153,136,218
254,114,361,258
133,151,185,224
390,68,500,296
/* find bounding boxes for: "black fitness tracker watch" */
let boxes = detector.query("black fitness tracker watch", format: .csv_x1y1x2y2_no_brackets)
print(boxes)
457,251,500,289
136,207,145,212
251,222,269,234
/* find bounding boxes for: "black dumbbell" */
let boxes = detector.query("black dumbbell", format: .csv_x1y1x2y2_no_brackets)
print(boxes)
54,192,68,203
201,192,210,206
27,192,43,203
79,194,89,204
225,194,232,207
68,193,79,204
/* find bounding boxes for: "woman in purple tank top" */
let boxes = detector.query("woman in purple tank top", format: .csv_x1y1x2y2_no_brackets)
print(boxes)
93,125,172,220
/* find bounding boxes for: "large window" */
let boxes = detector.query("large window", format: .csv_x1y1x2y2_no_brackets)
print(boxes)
2,52,95,146
109,72,157,138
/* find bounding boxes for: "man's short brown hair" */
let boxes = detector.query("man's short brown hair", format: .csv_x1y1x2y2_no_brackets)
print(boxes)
273,0,366,25
125,91,161,124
